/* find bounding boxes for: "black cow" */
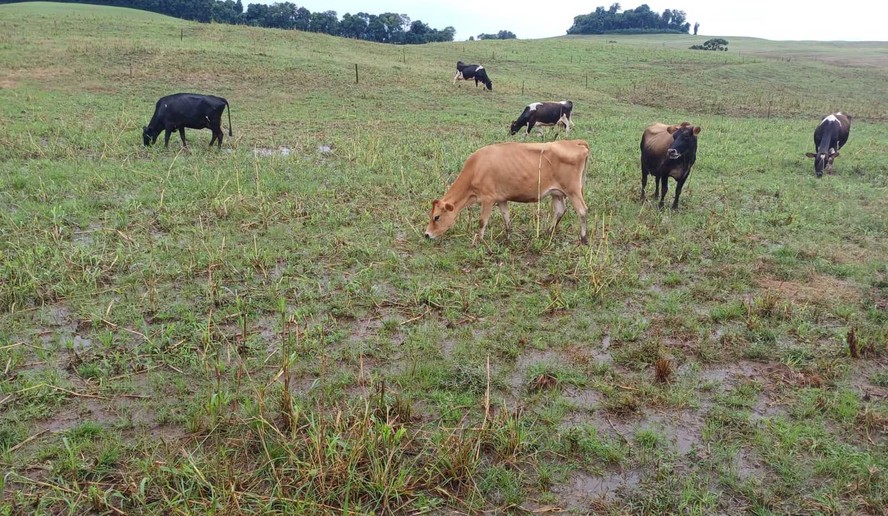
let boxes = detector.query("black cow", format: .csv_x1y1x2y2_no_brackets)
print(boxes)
805,112,850,177
510,101,573,138
453,61,492,90
640,122,702,210
143,93,232,148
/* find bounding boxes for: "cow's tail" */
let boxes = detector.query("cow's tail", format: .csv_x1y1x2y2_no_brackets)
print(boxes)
226,100,232,136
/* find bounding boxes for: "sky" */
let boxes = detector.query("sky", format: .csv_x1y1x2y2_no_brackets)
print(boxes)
291,0,888,42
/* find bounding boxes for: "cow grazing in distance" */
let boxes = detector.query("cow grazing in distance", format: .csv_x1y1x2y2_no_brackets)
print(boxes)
805,112,851,177
424,140,590,244
143,93,232,148
640,122,701,210
453,61,493,90
510,101,573,138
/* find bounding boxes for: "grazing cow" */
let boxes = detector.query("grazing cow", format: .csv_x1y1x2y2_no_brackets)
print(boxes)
640,122,701,210
143,93,232,148
510,101,573,138
424,140,590,244
453,61,493,90
805,112,850,177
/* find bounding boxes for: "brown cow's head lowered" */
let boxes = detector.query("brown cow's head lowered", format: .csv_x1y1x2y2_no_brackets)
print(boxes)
424,200,456,240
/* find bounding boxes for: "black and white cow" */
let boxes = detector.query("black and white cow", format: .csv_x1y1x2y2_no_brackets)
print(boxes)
509,101,573,138
143,93,232,148
805,112,850,177
453,61,492,90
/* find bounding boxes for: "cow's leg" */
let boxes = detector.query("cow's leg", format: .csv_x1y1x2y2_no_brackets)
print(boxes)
163,129,172,148
209,130,217,147
654,173,661,198
178,127,187,148
453,72,462,84
477,201,494,242
216,128,223,148
658,175,669,209
566,191,589,245
641,166,649,200
672,176,686,210
551,195,568,232
497,201,511,236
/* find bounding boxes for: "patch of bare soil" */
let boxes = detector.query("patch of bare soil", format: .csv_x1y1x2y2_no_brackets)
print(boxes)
37,405,82,434
564,388,604,411
641,410,705,456
0,79,17,88
758,274,861,305
847,361,888,402
552,468,641,509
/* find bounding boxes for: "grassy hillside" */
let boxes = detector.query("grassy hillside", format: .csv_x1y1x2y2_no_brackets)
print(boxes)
1,3,887,514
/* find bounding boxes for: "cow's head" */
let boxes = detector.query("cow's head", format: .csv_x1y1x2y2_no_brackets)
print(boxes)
509,120,522,136
143,126,158,146
805,149,839,177
424,199,456,240
666,123,701,159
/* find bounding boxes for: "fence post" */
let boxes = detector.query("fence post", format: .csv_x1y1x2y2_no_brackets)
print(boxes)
180,28,183,41
355,64,359,84
521,80,525,95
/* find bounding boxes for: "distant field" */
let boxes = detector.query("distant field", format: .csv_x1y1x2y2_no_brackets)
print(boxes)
1,3,887,514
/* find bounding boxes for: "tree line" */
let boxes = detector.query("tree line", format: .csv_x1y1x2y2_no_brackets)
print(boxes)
567,3,691,35
1,0,456,44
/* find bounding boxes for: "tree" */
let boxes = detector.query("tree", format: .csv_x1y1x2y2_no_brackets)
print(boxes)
478,30,516,40
339,12,368,39
690,37,728,51
310,10,339,34
567,4,691,34
693,22,699,35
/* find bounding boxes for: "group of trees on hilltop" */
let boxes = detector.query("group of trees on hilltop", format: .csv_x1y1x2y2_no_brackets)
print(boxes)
6,0,456,44
475,30,517,40
567,3,691,34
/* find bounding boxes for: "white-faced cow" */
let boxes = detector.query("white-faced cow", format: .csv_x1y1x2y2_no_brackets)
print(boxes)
640,122,701,210
424,140,590,244
453,61,493,90
510,101,573,138
143,93,232,148
805,112,850,177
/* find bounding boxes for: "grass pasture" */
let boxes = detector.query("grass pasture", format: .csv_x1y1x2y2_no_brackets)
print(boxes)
1,2,887,513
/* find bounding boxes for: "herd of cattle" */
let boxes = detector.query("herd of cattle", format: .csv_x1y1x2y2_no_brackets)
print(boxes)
141,60,853,244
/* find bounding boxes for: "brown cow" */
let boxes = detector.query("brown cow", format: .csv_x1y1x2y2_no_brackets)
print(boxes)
424,140,590,244
640,122,701,210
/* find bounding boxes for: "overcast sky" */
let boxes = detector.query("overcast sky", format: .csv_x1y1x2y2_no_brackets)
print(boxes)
292,0,888,42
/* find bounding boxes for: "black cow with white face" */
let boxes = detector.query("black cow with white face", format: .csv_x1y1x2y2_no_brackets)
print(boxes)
143,93,232,148
510,101,573,138
805,112,850,177
453,61,492,90
640,122,702,210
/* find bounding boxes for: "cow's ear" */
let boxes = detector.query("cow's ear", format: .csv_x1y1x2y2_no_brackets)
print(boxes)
692,126,701,135
444,203,454,212
666,125,677,134
805,152,817,158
